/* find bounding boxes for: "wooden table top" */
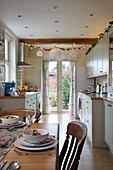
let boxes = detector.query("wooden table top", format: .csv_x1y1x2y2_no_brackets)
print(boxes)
0,123,59,170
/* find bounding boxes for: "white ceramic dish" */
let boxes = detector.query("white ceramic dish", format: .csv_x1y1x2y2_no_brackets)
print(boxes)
1,115,19,125
0,121,26,129
23,129,49,144
14,138,58,151
20,136,54,147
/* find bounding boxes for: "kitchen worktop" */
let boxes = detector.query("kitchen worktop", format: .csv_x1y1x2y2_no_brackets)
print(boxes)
78,92,113,104
0,91,41,99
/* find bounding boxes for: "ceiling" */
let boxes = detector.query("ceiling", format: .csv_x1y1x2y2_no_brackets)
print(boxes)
0,0,113,40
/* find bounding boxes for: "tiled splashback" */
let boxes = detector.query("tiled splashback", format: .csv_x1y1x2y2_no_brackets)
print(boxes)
96,75,107,86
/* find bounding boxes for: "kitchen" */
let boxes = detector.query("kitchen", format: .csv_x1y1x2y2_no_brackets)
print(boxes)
0,0,113,169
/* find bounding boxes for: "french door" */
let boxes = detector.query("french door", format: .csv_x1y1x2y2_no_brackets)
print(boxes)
49,61,72,113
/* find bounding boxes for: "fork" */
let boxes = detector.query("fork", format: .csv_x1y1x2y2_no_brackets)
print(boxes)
14,149,52,156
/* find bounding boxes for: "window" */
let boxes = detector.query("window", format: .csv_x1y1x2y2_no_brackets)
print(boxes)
5,38,9,82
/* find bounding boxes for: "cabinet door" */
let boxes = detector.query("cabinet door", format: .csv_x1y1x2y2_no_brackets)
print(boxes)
102,34,109,73
97,39,103,74
93,45,98,76
86,53,91,78
105,102,111,146
83,97,92,141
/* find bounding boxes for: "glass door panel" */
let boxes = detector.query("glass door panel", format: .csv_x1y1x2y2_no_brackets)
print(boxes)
49,61,57,112
62,62,71,111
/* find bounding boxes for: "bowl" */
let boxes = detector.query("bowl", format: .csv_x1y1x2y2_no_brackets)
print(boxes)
1,115,19,125
23,129,49,144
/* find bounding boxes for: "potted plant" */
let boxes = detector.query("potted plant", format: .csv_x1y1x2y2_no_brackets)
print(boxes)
51,93,57,107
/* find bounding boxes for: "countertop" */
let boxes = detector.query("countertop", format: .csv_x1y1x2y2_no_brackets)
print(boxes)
0,91,41,99
78,92,113,104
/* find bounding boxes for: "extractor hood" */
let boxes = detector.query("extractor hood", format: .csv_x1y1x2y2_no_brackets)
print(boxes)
17,43,33,68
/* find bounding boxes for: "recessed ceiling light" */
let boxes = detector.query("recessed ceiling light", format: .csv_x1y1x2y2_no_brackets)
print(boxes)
54,20,59,23
25,26,28,29
90,14,94,16
81,34,84,36
56,30,59,32
17,15,22,18
52,6,59,10
85,26,88,28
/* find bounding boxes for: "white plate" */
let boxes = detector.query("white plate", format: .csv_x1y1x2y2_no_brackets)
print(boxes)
0,121,26,128
20,136,55,147
14,138,58,151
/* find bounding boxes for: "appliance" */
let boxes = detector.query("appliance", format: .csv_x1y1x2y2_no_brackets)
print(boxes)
5,82,15,96
17,43,33,68
87,86,95,93
96,84,101,94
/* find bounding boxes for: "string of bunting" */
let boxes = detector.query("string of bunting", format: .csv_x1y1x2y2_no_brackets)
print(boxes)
85,21,113,55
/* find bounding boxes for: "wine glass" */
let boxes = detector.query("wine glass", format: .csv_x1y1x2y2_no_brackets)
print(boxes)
26,109,36,126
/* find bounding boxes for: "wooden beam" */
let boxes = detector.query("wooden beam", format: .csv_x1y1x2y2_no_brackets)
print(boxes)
19,38,98,45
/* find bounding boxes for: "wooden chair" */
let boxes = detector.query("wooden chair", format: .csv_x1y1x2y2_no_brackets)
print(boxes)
0,109,41,122
59,121,87,170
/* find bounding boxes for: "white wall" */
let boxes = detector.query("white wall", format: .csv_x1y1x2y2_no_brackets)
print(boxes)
24,46,42,89
24,46,89,89
77,66,94,92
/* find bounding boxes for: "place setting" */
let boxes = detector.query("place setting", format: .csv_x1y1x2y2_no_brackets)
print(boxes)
14,129,58,151
0,115,26,129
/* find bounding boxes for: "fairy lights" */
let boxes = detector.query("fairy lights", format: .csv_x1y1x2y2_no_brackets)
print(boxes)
24,43,88,51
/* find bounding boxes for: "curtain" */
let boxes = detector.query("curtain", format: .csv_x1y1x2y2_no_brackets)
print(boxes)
43,61,50,114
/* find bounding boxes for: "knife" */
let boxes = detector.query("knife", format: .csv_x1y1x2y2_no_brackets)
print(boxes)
0,160,7,170
2,162,10,170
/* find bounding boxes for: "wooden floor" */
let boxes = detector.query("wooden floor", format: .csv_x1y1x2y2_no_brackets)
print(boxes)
39,113,113,170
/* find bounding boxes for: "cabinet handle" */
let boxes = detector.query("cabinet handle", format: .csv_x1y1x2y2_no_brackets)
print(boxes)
87,120,89,122
27,101,29,103
108,104,112,107
87,107,88,109
100,71,103,73
31,99,33,101
87,101,88,103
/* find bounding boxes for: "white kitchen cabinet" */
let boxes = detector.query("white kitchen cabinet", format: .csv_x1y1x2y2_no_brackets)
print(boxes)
25,93,37,110
86,34,109,78
79,93,107,147
97,39,103,74
86,50,94,78
102,34,109,73
104,101,113,153
83,97,92,141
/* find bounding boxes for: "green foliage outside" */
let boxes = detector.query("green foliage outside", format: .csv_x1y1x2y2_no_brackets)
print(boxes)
62,75,70,108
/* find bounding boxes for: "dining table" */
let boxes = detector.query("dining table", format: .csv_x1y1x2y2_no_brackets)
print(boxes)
0,123,59,170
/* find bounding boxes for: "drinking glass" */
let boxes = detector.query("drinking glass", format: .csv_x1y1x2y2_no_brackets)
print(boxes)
26,109,36,126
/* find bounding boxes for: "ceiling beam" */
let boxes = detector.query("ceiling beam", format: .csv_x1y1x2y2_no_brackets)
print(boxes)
19,38,98,45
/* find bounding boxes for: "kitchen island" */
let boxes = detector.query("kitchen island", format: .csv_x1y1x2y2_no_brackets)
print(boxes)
0,91,42,112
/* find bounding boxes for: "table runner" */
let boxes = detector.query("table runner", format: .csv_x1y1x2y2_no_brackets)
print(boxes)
0,126,27,161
